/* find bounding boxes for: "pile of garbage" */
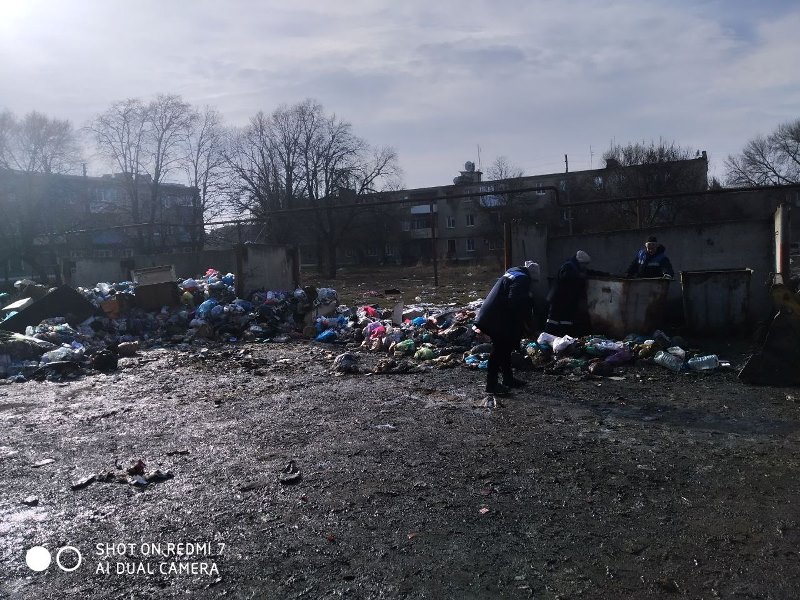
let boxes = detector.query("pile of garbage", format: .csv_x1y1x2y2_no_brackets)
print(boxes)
0,269,341,382
1,269,727,382
522,330,726,376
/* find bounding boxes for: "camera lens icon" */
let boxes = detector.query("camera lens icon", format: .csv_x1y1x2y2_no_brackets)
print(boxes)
25,546,51,572
25,546,83,572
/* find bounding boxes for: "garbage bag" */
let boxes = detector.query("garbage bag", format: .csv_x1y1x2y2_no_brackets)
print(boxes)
394,339,416,356
315,329,337,343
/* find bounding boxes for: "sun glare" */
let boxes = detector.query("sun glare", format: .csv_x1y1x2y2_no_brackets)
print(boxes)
0,0,46,34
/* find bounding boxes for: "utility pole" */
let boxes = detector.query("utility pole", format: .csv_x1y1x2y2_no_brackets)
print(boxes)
565,154,572,234
430,200,438,286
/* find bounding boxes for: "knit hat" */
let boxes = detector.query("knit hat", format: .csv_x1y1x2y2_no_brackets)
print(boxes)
576,250,591,264
524,261,541,281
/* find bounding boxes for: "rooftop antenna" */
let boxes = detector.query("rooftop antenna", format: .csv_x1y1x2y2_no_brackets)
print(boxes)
589,145,594,169
476,144,482,171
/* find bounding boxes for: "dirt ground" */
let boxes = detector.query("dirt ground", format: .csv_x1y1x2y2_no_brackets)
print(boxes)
2,265,800,599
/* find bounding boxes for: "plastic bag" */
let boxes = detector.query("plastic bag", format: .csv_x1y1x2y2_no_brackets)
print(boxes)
315,329,337,343
394,339,416,356
552,335,576,354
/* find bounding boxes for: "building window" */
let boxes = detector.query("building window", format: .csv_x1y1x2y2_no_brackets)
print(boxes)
446,216,456,229
535,183,546,195
593,176,604,190
384,244,394,257
466,238,476,252
466,214,475,227
401,221,410,231
366,245,377,256
488,238,502,250
94,249,112,258
411,217,430,230
559,179,567,191
345,248,355,258
447,239,456,255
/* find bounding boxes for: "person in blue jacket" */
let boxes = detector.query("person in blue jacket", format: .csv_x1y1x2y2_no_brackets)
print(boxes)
626,236,674,279
474,260,539,395
545,250,592,337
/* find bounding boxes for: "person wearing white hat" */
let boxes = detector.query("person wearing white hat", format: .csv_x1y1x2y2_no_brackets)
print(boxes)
474,260,540,395
544,250,592,337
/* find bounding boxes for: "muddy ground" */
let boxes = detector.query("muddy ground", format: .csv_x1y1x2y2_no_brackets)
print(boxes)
2,264,800,599
1,337,799,599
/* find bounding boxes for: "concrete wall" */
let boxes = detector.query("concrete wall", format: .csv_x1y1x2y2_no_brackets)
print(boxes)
67,244,298,294
508,222,550,302
240,245,299,292
134,250,238,278
515,219,774,330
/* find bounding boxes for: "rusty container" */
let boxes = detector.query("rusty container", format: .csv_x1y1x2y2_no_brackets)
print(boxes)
680,269,752,334
586,276,671,338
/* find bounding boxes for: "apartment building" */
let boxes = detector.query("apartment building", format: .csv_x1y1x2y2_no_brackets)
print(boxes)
0,168,198,281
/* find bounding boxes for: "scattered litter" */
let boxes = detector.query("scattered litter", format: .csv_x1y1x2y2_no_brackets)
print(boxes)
116,341,139,357
279,460,302,485
71,474,96,491
374,424,397,431
478,507,490,515
332,352,358,374
31,458,55,468
126,459,146,476
22,495,39,506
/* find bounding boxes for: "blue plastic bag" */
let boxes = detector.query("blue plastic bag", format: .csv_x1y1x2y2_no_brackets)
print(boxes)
315,329,337,343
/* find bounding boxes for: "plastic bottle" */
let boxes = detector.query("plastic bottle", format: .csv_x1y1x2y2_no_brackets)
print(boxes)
653,350,684,372
687,354,720,371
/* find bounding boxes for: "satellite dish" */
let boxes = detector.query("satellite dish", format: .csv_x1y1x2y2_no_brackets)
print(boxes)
464,161,475,172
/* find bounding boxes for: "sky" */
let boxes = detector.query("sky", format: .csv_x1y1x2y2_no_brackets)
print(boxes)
1,0,799,189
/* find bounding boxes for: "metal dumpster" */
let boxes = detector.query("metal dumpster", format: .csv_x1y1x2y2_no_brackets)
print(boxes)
586,276,670,339
681,269,752,334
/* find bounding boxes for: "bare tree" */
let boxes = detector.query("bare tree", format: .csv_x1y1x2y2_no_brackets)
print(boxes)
0,110,82,280
486,155,525,181
183,106,227,250
143,94,193,249
0,110,80,174
296,101,402,277
86,99,149,243
0,110,12,169
583,139,707,228
225,110,284,220
225,99,402,277
725,119,800,186
87,95,197,251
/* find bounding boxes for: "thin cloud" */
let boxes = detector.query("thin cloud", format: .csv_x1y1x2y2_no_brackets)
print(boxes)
0,0,797,186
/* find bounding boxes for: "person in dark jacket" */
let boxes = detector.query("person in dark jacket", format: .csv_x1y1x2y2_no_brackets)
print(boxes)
544,250,592,337
626,236,674,279
474,261,539,395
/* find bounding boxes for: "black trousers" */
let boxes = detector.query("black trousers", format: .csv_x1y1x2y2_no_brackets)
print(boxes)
488,336,516,384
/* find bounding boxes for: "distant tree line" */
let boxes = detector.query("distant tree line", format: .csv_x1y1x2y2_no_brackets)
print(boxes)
1,96,403,275
1,97,798,275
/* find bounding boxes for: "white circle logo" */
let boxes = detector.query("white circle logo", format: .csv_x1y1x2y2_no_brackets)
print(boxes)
25,546,52,571
56,546,83,572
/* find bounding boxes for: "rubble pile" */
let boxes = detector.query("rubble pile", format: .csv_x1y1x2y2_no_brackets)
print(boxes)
0,269,727,382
